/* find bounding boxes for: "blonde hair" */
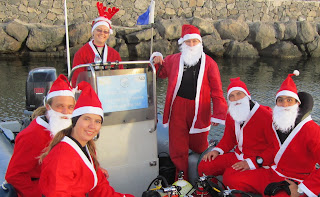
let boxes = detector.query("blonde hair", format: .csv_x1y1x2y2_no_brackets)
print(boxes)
31,106,47,120
39,123,100,170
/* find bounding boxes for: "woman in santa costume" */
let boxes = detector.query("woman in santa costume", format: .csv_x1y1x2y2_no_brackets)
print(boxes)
223,71,320,197
5,74,75,197
151,24,228,181
39,81,133,197
198,77,278,180
71,2,123,87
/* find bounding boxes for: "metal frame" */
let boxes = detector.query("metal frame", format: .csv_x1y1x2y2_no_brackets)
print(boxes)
68,60,157,132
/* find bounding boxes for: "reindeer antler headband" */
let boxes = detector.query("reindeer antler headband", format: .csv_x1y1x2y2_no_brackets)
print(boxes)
91,2,120,34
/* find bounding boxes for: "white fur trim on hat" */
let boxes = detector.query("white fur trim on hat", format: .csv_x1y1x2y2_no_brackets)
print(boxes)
72,106,104,120
92,21,113,34
227,87,251,100
276,90,301,104
47,90,75,101
178,34,202,44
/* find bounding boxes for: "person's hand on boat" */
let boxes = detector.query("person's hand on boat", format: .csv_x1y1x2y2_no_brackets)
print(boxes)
100,167,109,179
231,161,249,172
152,56,164,65
202,150,219,162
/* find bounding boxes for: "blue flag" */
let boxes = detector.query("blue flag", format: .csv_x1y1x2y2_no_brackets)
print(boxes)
137,6,150,25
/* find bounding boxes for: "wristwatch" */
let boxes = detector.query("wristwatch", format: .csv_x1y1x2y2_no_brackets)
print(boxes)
256,156,263,167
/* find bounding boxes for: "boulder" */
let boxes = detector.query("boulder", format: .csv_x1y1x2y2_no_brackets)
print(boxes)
5,20,28,42
156,18,189,40
247,22,277,50
68,23,91,46
26,25,65,51
283,20,297,40
0,27,21,52
215,18,249,41
191,17,215,36
202,33,227,57
306,36,320,57
224,41,259,58
125,28,157,44
295,21,317,44
259,41,302,58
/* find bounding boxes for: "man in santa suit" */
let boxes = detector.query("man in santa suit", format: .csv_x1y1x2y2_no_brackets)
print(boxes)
198,77,278,180
223,70,320,197
5,74,76,197
71,2,123,87
151,24,228,181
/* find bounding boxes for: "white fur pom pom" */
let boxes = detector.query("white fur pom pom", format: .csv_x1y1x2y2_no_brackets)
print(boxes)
293,70,299,76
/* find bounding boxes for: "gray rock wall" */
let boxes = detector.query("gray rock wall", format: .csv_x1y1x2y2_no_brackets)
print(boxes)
1,0,320,59
1,0,320,26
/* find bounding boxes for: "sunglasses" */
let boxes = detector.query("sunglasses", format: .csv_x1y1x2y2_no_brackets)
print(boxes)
95,29,110,34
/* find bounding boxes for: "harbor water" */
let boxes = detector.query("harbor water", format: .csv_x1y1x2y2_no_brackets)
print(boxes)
1,56,320,141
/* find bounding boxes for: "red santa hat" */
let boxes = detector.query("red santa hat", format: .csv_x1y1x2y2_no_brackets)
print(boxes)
46,74,74,101
72,81,104,120
91,2,119,35
227,77,251,100
178,24,202,44
276,70,300,103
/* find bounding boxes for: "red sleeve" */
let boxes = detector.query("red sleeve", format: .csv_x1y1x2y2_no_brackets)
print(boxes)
215,115,237,153
88,168,134,197
71,45,88,88
5,124,49,197
206,55,228,123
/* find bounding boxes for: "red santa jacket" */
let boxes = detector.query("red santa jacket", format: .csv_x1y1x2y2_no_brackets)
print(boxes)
5,116,51,197
213,102,278,169
156,52,227,134
40,136,132,197
271,115,320,196
71,40,123,87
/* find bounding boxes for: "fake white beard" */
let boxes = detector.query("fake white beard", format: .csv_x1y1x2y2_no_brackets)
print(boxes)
228,96,251,124
273,104,299,133
180,42,203,67
47,109,72,136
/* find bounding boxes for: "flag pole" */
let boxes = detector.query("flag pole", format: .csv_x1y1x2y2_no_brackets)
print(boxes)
149,0,155,56
64,0,71,77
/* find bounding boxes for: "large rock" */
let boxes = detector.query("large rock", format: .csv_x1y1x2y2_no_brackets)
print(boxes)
215,18,249,41
26,25,65,51
0,27,21,52
156,18,188,40
224,41,259,58
202,33,227,57
125,28,157,44
295,21,317,44
191,17,215,36
306,36,320,57
283,20,297,40
5,20,28,42
259,41,302,58
247,22,277,50
274,22,285,40
68,23,91,46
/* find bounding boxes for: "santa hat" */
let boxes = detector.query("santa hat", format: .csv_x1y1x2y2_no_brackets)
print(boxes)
72,81,104,120
227,77,251,100
91,2,119,35
46,74,74,101
276,70,301,103
178,24,202,45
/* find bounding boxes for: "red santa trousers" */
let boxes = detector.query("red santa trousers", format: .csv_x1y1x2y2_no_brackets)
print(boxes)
223,167,290,197
198,152,239,178
169,96,209,181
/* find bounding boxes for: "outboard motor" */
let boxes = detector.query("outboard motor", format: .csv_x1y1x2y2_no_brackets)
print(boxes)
25,67,57,111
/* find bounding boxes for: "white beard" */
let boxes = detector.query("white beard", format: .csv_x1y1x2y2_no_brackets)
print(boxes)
228,96,251,124
180,42,203,67
273,104,299,133
47,109,72,136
